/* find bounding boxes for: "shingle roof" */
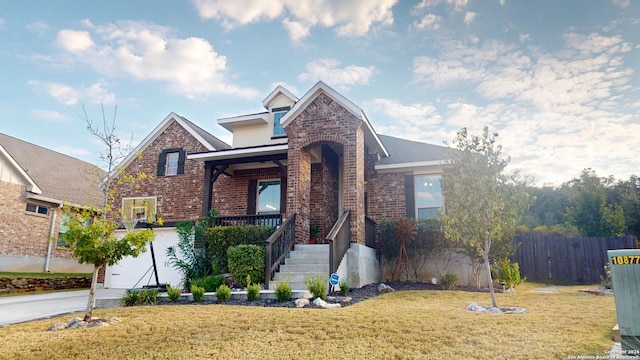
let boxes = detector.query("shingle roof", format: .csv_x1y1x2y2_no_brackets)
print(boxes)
179,116,231,150
376,134,451,166
0,133,105,206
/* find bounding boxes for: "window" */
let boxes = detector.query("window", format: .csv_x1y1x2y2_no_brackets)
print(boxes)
26,203,49,215
272,106,290,136
257,180,281,214
122,197,157,222
157,148,185,177
57,214,71,249
165,152,179,176
415,175,443,219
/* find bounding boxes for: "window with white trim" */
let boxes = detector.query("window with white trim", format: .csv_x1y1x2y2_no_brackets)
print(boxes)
165,152,179,176
122,197,157,222
415,175,443,219
257,180,281,214
26,203,49,215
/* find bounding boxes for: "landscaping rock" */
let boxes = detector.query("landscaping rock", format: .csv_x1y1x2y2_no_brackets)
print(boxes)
466,303,527,314
377,283,395,293
295,299,309,308
312,298,341,309
326,296,352,303
504,287,516,294
47,316,121,331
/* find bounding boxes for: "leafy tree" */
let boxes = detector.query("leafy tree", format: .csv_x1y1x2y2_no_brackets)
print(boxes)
563,169,625,237
62,105,156,322
441,127,530,308
614,175,640,237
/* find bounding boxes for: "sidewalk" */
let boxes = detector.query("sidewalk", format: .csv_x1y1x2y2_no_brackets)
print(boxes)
0,288,126,327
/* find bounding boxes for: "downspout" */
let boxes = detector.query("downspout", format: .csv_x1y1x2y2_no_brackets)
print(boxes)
44,204,63,272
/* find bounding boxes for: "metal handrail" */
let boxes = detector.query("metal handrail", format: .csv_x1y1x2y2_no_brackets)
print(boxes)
327,210,351,274
264,214,296,289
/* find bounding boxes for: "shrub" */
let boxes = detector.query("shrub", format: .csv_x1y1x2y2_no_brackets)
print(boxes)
246,276,261,301
496,259,525,289
167,285,182,303
227,245,265,288
121,289,140,306
191,275,225,292
139,288,158,305
191,285,205,302
216,284,232,302
274,281,292,302
304,274,328,300
339,279,350,295
380,218,445,261
438,272,458,289
206,225,275,273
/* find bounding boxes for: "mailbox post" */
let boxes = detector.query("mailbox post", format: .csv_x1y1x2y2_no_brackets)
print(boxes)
607,249,640,353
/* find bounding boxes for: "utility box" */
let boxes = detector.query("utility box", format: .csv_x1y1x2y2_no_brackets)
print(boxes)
608,249,640,353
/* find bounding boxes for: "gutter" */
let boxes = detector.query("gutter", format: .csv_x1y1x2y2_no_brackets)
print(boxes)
44,203,64,272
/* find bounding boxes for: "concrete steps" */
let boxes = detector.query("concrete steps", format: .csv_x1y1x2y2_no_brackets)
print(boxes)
269,244,330,290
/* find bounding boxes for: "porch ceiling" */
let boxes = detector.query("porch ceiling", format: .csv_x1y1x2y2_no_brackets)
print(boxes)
188,144,288,164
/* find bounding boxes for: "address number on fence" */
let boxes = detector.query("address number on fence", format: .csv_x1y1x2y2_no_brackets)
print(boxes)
611,255,640,265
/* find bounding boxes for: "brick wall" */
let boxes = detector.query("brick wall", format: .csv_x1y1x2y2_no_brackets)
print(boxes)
111,121,210,223
213,167,286,216
286,92,366,244
309,146,340,241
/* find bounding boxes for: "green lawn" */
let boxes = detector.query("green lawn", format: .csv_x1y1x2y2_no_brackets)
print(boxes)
0,283,616,359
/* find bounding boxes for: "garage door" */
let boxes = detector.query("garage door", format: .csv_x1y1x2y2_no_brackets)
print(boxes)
105,227,183,289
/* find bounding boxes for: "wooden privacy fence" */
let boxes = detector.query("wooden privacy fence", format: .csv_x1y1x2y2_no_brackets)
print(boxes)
511,234,637,285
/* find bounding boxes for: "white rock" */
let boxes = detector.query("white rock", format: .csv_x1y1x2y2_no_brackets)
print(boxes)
486,307,503,314
466,303,485,312
295,299,309,308
312,297,341,309
504,287,516,294
377,283,395,293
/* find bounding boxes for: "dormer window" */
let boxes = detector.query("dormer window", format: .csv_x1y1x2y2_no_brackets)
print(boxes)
272,106,290,137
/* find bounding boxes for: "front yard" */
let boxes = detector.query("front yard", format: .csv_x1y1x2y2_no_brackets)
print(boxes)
0,283,616,359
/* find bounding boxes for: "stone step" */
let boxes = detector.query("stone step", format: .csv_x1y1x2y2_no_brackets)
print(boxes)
288,250,329,260
284,257,327,265
273,272,329,283
613,323,620,342
279,264,330,273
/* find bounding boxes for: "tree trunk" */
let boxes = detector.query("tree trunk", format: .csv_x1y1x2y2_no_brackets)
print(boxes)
483,239,497,308
84,265,99,322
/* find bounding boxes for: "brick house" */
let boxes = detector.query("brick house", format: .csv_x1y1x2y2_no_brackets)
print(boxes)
0,133,104,273
107,82,450,289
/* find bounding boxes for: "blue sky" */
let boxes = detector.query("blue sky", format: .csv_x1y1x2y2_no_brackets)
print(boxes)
1,0,638,186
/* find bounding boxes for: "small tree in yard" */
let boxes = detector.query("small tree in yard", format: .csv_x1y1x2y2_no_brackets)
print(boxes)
62,105,156,322
441,127,530,308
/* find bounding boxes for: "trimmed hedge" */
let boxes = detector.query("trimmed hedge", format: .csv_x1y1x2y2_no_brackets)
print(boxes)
227,245,265,287
206,225,275,273
379,218,445,260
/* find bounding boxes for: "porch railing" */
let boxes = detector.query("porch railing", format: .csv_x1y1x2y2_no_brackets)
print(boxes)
327,210,351,274
264,214,296,289
365,216,376,249
215,214,282,228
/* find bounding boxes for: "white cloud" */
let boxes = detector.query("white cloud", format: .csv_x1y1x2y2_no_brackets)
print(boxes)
30,109,72,123
26,21,49,34
464,12,477,24
56,29,95,53
612,0,630,8
409,32,637,185
269,81,299,96
365,98,443,142
298,58,375,89
192,0,397,40
28,80,116,105
499,0,506,5
414,14,442,30
414,0,468,11
519,33,531,42
0,18,5,26
50,21,258,99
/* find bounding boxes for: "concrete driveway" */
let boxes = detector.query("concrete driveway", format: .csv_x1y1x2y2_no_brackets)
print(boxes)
0,288,126,327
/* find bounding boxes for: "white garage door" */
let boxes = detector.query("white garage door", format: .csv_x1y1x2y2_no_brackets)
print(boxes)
105,227,183,289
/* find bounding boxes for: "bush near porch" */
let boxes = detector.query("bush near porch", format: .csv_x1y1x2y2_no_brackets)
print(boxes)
206,226,275,274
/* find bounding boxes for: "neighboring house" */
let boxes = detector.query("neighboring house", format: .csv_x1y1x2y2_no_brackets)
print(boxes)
107,82,450,289
0,133,105,273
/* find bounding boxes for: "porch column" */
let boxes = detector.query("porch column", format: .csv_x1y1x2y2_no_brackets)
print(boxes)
202,162,213,218
287,147,311,244
342,126,366,245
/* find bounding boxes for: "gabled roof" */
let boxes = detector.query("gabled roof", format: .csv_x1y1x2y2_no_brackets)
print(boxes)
116,112,230,173
262,85,298,109
217,112,269,132
280,81,389,157
376,135,451,170
0,133,105,206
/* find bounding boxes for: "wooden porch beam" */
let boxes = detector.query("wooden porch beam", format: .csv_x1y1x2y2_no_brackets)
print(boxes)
202,163,229,217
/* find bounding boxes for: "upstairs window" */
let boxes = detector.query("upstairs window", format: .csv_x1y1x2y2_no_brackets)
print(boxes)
157,148,185,177
415,175,444,219
272,107,290,137
26,203,49,215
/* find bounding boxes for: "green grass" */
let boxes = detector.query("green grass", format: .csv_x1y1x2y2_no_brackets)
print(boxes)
0,283,616,359
0,272,92,279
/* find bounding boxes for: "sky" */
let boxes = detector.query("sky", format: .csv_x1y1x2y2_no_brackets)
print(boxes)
0,0,639,187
